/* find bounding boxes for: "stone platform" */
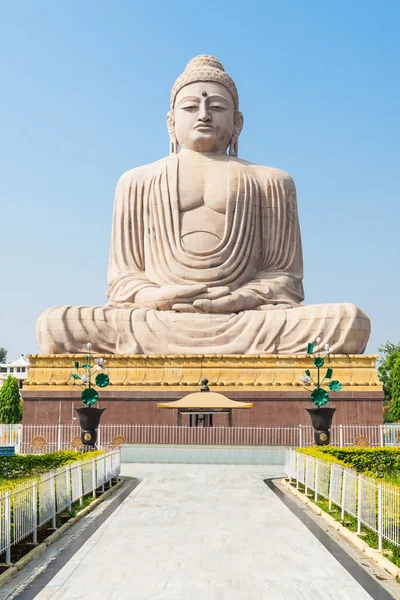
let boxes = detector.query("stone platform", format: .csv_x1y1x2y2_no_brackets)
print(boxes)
22,354,384,426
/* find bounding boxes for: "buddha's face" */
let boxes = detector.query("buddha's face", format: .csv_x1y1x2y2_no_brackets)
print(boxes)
171,81,240,153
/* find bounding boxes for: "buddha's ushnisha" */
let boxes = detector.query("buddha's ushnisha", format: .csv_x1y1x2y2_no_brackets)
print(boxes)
37,55,370,354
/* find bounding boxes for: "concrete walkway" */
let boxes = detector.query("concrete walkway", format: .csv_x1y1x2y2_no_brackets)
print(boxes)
31,464,379,599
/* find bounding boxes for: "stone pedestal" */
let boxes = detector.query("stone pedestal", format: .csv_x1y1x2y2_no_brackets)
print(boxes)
22,354,383,426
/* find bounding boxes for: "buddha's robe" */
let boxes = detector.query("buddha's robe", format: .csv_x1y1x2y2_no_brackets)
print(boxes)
37,156,370,354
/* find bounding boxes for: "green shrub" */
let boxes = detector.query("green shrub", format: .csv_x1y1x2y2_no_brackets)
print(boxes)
299,447,400,482
0,450,103,488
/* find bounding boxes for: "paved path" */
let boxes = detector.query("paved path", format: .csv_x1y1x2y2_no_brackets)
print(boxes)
32,464,378,599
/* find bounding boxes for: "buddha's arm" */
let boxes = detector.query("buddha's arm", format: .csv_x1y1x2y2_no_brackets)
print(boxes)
239,271,303,306
107,172,158,305
240,171,304,306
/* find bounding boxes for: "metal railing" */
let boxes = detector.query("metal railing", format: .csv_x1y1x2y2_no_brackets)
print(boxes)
0,450,120,563
0,423,399,453
286,449,400,551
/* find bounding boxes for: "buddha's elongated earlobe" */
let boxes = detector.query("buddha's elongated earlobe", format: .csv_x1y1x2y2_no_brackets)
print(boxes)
167,111,178,155
170,135,178,155
229,137,238,157
229,111,243,157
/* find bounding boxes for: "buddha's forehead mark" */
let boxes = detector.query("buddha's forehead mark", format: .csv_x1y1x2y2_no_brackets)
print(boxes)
202,91,208,97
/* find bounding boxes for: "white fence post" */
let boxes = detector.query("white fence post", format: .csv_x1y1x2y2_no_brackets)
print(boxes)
357,473,362,535
92,459,96,498
66,464,72,512
15,424,22,453
5,491,11,564
315,460,319,502
328,463,333,511
101,455,105,492
57,425,61,452
378,482,383,552
50,472,56,529
379,424,384,448
341,470,347,521
78,462,83,505
299,424,302,448
339,424,344,447
32,480,38,544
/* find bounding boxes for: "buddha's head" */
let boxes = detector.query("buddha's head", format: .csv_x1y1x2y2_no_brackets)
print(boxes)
168,55,243,156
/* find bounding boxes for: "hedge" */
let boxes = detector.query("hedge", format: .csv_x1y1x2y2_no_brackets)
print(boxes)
298,446,400,482
0,450,103,489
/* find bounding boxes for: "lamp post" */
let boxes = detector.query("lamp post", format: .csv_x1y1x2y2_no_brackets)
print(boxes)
301,338,342,445
71,343,109,450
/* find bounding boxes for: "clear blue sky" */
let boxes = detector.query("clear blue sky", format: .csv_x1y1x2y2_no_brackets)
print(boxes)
1,0,399,359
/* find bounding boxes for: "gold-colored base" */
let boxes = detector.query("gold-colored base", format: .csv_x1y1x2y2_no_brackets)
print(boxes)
25,354,382,393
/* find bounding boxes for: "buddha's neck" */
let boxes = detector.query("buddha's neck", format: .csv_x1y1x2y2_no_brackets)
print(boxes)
179,148,229,160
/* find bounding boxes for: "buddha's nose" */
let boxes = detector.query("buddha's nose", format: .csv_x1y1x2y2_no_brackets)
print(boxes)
198,104,211,122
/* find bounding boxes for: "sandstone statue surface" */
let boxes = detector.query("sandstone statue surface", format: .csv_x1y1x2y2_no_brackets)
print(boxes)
37,55,370,355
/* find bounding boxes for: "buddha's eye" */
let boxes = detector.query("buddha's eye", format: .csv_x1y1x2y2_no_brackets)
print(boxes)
180,104,198,111
210,104,225,111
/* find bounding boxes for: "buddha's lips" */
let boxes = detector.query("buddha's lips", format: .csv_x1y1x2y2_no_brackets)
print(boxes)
195,124,213,130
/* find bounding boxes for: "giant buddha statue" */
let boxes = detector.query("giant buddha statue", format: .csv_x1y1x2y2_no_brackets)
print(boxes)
38,55,370,355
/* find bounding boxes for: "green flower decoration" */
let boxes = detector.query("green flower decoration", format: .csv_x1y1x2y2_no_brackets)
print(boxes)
311,387,329,407
328,380,342,392
81,387,98,406
95,373,110,388
303,339,342,412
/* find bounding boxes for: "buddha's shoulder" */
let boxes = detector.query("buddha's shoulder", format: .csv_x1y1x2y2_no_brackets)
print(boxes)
233,158,295,187
117,157,170,188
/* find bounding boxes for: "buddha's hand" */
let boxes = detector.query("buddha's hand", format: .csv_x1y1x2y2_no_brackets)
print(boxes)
136,284,229,311
192,289,265,313
172,287,231,312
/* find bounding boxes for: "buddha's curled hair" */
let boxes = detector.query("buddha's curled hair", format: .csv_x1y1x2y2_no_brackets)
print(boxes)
170,54,239,112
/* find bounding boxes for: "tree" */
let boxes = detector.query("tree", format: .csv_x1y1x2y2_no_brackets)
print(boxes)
378,341,400,405
0,347,7,364
388,358,400,422
0,375,23,423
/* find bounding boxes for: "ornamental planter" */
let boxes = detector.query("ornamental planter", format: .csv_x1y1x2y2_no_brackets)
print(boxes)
305,407,336,445
301,338,342,446
75,407,106,449
70,343,110,450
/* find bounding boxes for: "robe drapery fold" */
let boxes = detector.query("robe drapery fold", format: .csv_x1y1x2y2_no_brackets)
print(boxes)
37,156,371,355
106,156,304,306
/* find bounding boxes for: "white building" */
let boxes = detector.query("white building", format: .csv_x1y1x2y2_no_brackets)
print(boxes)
0,355,29,389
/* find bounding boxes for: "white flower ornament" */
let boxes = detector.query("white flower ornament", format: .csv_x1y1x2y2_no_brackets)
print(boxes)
94,358,106,371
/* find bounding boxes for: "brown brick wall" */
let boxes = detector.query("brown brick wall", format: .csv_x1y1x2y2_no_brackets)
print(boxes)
21,391,383,426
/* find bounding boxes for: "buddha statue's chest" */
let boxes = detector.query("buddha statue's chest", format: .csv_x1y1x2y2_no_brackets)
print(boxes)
177,159,229,252
178,160,229,214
